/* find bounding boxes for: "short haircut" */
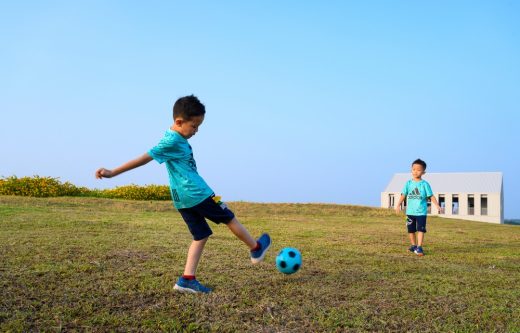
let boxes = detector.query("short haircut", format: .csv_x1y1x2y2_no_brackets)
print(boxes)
173,95,206,120
412,158,427,170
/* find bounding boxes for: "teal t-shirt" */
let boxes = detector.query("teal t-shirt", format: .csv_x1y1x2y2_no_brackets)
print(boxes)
401,179,433,216
148,129,213,209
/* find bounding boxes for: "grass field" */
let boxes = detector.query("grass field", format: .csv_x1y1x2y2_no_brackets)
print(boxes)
1,195,519,332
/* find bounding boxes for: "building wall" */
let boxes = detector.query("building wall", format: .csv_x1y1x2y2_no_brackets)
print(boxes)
381,191,503,224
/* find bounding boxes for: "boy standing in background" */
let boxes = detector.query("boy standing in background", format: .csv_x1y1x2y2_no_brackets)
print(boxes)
395,159,442,256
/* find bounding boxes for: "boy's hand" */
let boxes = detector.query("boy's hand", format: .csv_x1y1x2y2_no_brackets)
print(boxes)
95,168,113,179
394,206,401,214
94,154,151,180
437,205,444,214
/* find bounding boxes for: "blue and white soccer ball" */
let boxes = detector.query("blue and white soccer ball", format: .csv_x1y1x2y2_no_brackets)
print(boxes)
276,247,302,274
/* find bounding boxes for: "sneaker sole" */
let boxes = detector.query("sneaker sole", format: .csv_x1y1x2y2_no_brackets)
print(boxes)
173,284,198,293
251,242,271,264
414,252,425,257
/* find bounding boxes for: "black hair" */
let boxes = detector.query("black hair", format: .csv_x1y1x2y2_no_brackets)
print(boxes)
173,95,205,120
412,158,427,170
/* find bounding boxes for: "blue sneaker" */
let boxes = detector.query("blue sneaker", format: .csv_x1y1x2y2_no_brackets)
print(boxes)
251,233,271,264
408,245,417,253
174,277,212,293
414,246,425,257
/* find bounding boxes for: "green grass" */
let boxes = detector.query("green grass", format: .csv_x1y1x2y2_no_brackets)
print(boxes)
1,196,519,332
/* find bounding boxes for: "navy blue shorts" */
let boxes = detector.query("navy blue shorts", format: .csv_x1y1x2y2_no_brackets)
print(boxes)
406,215,427,233
178,195,235,241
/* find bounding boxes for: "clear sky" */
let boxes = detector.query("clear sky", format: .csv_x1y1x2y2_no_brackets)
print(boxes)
1,1,519,218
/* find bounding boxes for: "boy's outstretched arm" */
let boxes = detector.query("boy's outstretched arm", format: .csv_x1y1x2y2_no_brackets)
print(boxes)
96,153,153,179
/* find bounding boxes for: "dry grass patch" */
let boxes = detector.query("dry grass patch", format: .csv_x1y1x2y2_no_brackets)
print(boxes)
1,196,519,332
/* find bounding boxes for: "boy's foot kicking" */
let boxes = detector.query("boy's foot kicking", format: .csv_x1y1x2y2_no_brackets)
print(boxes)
250,233,271,264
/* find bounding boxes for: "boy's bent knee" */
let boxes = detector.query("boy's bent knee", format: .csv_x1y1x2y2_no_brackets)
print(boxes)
226,217,239,225
193,233,211,242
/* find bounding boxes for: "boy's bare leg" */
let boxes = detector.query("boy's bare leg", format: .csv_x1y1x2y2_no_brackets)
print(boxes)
417,232,425,247
227,217,257,250
183,237,208,276
408,232,417,246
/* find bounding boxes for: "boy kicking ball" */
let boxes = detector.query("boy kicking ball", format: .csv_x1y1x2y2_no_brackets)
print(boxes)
95,95,271,293
395,159,442,256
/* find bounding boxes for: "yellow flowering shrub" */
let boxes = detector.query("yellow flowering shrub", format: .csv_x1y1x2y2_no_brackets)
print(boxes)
0,176,171,201
0,176,88,197
101,184,171,201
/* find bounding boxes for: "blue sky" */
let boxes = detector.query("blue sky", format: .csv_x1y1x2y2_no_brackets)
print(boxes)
1,1,519,218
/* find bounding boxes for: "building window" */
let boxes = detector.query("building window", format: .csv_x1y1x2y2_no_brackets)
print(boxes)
438,195,445,214
481,195,488,215
389,194,395,208
468,195,474,215
452,195,459,215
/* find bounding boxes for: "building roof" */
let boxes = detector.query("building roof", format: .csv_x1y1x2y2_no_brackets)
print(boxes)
383,172,503,193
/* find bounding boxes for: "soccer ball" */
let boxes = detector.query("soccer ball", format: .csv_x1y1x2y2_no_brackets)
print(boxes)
276,247,302,274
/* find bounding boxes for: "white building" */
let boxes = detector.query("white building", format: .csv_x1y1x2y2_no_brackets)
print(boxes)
381,172,504,224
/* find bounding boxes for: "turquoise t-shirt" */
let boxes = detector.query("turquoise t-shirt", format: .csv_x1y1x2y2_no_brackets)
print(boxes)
401,179,433,216
148,129,213,209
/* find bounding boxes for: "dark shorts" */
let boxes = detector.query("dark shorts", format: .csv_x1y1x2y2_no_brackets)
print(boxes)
406,215,427,233
178,195,235,241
